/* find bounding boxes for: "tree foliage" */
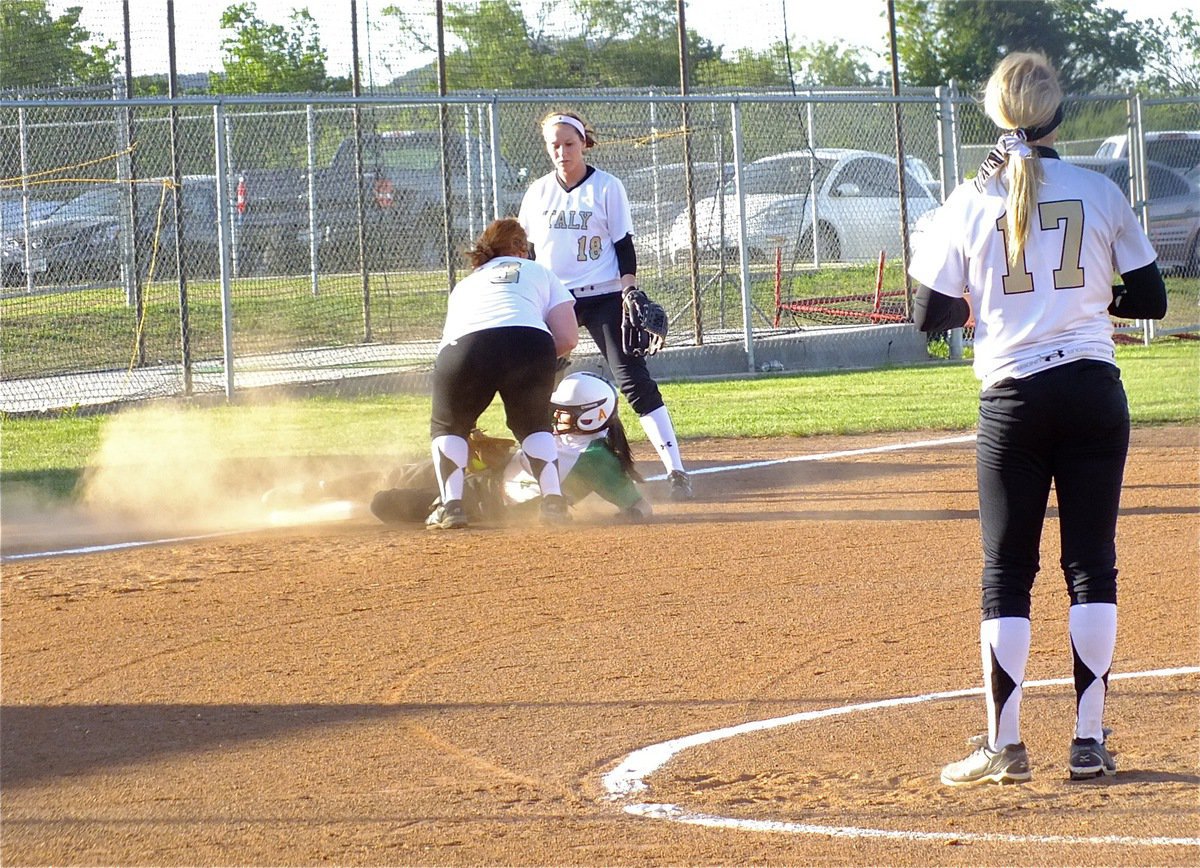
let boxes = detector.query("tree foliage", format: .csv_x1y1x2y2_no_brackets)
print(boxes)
213,3,340,94
695,40,884,91
380,0,722,91
789,41,887,88
894,0,1142,93
1136,10,1200,96
0,0,117,90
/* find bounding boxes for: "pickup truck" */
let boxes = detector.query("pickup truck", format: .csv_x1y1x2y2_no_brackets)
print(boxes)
234,130,528,274
1,176,220,288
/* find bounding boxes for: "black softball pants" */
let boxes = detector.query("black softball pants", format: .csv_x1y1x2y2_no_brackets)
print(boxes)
573,292,664,417
430,326,557,441
975,359,1130,621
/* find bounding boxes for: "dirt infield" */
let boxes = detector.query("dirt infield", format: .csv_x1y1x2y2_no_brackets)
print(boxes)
2,425,1197,866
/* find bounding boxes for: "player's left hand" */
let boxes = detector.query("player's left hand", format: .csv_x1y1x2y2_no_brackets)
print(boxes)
621,287,668,356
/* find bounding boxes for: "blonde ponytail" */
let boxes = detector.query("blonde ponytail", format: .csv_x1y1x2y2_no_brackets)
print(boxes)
1005,155,1044,268
982,52,1063,268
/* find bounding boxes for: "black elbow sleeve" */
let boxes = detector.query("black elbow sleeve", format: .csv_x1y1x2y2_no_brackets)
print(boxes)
914,284,970,333
1109,262,1168,320
614,233,637,278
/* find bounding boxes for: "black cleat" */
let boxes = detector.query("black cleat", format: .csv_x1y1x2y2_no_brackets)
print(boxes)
667,469,694,501
540,494,572,525
1069,736,1116,780
425,500,468,530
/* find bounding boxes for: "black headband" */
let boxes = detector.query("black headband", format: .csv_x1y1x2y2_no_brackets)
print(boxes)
1020,103,1064,142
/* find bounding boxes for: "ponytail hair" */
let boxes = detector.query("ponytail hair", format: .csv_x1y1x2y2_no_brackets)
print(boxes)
604,415,643,484
982,52,1063,267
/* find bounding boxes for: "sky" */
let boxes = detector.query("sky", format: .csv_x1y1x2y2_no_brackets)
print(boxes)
65,0,1190,79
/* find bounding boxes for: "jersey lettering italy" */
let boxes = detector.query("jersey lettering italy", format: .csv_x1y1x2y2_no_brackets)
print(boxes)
518,166,635,296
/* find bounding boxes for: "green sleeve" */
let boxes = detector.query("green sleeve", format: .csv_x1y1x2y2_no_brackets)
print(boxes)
562,441,643,509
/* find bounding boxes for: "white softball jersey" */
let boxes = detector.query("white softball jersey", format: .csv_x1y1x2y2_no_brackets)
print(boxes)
438,256,574,349
909,158,1157,388
518,167,635,296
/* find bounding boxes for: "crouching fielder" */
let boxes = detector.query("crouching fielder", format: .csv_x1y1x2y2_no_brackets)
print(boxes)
427,218,578,529
909,51,1167,787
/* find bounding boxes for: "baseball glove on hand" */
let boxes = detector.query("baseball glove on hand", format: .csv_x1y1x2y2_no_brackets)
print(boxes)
621,287,668,357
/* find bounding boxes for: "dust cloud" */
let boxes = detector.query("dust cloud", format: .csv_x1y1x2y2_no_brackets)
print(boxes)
3,404,400,555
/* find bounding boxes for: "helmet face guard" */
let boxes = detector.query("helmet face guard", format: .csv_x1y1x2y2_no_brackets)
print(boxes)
550,372,618,435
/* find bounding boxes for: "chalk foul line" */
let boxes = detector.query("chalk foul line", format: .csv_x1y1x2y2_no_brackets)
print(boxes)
602,666,1200,847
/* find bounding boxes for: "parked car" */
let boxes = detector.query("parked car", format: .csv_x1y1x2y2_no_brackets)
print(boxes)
905,156,942,200
234,130,528,273
666,148,940,265
0,194,63,234
1094,131,1200,178
625,161,734,258
1066,156,1200,275
1,176,220,287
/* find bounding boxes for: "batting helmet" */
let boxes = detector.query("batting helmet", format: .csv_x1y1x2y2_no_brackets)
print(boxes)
550,372,618,435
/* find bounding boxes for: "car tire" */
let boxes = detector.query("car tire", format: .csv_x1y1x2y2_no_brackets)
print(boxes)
1186,234,1200,278
797,224,841,262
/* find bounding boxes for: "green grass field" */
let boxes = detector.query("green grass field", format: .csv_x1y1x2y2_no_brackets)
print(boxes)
3,339,1195,502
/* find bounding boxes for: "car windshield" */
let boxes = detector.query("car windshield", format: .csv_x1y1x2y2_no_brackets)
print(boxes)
724,156,835,197
54,188,121,218
628,164,729,200
1146,138,1200,171
1077,161,1193,200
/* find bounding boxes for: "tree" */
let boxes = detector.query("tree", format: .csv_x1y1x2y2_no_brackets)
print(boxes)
789,41,887,88
213,3,334,94
1136,10,1200,96
695,41,883,90
442,0,568,89
0,0,117,90
695,46,791,90
378,0,722,91
894,0,1142,93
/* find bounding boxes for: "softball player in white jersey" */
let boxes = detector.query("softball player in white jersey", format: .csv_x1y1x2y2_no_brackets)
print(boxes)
518,110,694,501
427,218,578,529
909,52,1167,787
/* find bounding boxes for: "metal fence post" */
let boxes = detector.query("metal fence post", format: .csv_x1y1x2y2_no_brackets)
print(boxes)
730,99,755,373
487,97,502,221
302,102,316,295
806,93,820,269
17,104,35,296
934,84,954,201
463,104,477,240
213,103,236,401
470,103,484,225
306,103,319,297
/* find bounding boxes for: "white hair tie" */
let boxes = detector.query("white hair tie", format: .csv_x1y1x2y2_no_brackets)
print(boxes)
998,131,1033,160
542,114,587,139
973,130,1034,192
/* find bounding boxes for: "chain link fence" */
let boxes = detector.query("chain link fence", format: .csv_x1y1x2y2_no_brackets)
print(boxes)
2,86,1198,413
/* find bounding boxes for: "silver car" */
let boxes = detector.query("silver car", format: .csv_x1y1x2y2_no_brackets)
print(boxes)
666,148,940,265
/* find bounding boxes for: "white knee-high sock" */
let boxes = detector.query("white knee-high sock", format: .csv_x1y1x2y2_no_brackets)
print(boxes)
981,617,1030,750
431,434,469,504
520,431,561,498
638,405,684,474
1069,602,1117,742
